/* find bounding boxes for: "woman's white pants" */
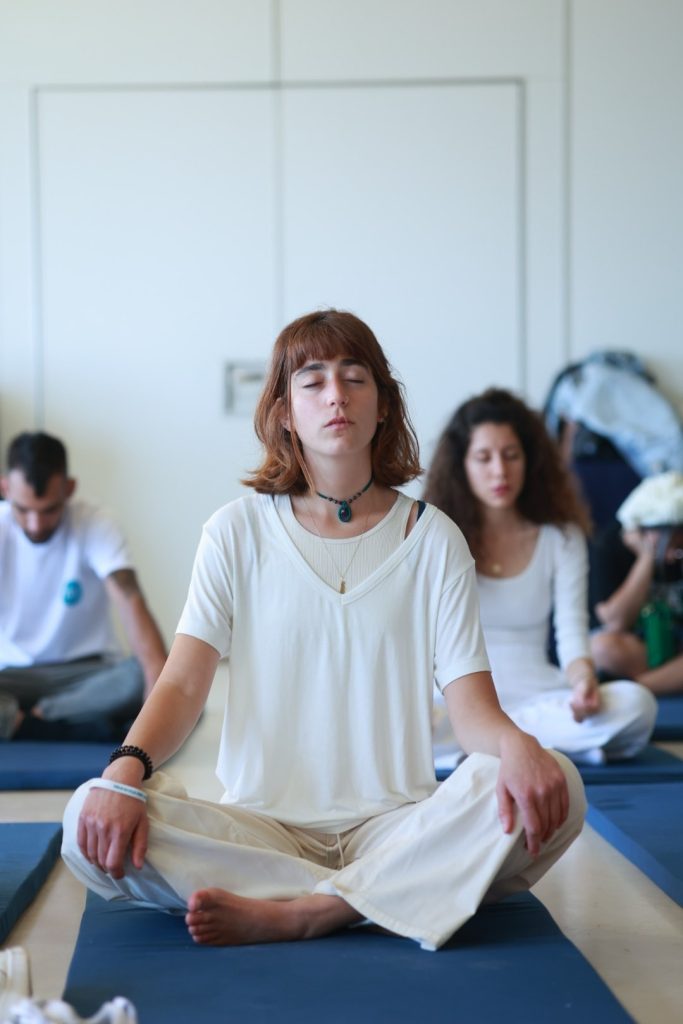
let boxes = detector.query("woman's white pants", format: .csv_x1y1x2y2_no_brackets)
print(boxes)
434,681,657,771
62,751,585,951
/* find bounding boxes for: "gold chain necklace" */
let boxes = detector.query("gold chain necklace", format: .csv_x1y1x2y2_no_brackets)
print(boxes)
303,495,371,594
476,543,503,576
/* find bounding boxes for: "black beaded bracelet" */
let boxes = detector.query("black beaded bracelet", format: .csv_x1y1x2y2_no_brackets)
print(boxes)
109,744,154,780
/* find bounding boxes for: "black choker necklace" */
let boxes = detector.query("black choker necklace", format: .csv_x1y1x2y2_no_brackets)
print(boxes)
315,476,373,523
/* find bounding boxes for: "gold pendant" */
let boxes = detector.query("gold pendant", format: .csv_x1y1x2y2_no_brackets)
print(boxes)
340,579,346,594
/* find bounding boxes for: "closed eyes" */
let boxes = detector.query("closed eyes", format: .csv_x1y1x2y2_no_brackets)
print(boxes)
472,450,522,462
301,376,366,389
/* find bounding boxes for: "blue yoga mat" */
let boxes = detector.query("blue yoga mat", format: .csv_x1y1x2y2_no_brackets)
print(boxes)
576,745,683,785
0,742,110,790
652,695,683,741
63,891,630,1023
0,822,63,943
587,782,683,906
437,745,683,786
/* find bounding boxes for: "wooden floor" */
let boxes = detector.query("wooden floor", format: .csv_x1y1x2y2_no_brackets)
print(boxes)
3,670,683,1024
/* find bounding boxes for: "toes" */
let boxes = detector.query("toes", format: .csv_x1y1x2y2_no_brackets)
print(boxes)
187,922,219,945
188,888,224,913
187,891,206,913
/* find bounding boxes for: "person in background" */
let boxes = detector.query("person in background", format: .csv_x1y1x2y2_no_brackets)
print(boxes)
61,311,584,952
0,432,167,741
424,388,656,770
591,471,683,695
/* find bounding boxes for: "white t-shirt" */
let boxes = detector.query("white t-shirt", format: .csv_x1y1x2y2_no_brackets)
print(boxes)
177,492,489,832
476,524,591,710
0,499,133,669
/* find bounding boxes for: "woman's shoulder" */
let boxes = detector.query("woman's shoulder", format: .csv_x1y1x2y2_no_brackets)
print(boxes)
540,521,586,558
204,492,273,534
421,502,474,561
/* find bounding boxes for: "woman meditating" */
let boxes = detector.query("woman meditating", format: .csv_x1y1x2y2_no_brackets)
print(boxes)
424,387,656,770
62,313,585,951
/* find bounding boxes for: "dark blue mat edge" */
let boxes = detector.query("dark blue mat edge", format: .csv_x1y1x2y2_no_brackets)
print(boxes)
586,803,683,905
0,822,63,943
585,782,683,908
653,695,683,740
0,742,111,791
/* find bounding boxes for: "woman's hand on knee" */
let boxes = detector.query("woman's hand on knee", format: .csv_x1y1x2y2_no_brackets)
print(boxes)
76,787,149,878
497,732,569,857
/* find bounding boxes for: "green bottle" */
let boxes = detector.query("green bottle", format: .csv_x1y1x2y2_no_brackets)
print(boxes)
640,600,676,668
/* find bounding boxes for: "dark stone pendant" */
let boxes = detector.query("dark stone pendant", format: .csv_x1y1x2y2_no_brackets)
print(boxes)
338,501,352,523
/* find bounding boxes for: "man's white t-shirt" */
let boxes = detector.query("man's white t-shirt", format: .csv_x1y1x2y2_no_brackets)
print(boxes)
177,492,489,833
0,499,133,669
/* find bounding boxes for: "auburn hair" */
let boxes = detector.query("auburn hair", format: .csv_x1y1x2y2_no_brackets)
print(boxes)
244,310,421,494
423,387,591,552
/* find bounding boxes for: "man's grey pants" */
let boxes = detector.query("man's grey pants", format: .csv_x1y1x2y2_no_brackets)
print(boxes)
0,656,144,724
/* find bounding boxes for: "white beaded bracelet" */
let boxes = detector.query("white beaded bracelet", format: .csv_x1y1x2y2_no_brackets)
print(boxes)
90,779,148,803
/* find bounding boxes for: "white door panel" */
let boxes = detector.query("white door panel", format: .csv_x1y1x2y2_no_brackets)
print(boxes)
39,89,277,633
282,84,520,462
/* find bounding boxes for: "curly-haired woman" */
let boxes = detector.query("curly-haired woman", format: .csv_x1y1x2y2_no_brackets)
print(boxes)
425,387,656,770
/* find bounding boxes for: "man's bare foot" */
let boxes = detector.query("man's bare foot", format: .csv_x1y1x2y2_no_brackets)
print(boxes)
185,889,362,946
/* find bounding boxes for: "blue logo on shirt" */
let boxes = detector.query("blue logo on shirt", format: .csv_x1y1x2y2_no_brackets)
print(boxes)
63,580,83,606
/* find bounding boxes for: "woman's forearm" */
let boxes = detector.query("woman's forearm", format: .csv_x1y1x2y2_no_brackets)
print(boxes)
443,671,525,755
104,634,219,783
565,656,597,688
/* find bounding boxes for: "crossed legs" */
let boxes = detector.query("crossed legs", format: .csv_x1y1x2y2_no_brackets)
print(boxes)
62,752,586,951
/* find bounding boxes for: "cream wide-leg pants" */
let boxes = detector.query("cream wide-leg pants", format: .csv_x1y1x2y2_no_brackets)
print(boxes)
62,752,586,951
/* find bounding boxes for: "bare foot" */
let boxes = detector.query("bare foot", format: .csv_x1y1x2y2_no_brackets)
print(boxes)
185,889,361,946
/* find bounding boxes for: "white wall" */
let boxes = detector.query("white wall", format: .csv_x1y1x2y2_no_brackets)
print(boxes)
0,0,680,638
570,0,683,408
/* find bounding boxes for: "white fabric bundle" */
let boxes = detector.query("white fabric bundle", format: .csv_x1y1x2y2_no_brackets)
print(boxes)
616,470,683,529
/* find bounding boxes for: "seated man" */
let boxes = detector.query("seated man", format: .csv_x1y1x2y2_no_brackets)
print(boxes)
0,432,167,741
